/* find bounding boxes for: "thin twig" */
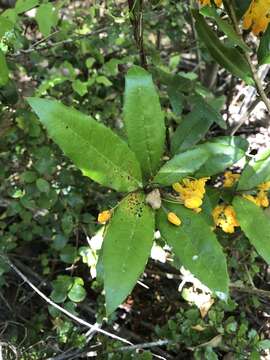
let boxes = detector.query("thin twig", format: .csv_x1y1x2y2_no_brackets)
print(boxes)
1,254,167,360
230,283,270,299
128,0,147,68
111,339,174,353
0,253,132,345
29,30,60,49
9,27,108,57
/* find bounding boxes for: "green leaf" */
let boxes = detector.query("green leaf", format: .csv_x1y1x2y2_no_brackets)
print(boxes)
52,234,68,251
200,6,250,52
61,213,74,235
233,197,270,264
27,98,142,192
258,25,270,65
157,203,229,299
153,147,209,186
60,245,77,264
154,136,247,186
96,75,112,87
0,50,9,87
258,339,270,350
195,136,248,178
123,65,165,180
237,149,270,190
68,283,86,303
103,192,154,315
51,288,67,303
36,3,58,37
205,347,219,360
234,0,252,19
190,93,227,130
0,16,14,38
193,11,254,85
72,79,88,97
1,9,17,24
51,275,73,303
21,171,37,183
171,100,215,154
201,187,220,226
155,69,194,94
250,351,260,360
15,0,39,14
36,178,50,193
167,84,184,116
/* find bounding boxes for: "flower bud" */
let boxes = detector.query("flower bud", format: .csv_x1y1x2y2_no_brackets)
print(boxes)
167,212,181,226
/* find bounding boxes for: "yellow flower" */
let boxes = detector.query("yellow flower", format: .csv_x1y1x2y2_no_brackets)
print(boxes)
98,210,111,224
198,0,222,6
220,221,235,234
223,171,240,188
168,212,182,226
224,206,239,227
184,196,203,209
243,0,270,35
173,177,209,212
258,181,270,191
172,182,182,193
257,191,269,207
212,204,239,233
243,190,269,208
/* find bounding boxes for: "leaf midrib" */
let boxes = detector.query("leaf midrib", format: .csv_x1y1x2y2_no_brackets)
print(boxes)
53,116,142,188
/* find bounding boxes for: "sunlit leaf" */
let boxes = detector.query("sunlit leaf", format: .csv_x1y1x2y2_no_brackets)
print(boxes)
0,50,9,87
237,149,270,190
157,203,229,299
103,192,154,314
233,197,270,264
123,66,165,180
28,98,142,192
15,0,39,14
154,137,248,186
36,3,58,37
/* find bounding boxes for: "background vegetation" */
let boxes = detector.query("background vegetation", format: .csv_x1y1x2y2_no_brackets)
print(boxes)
0,0,270,359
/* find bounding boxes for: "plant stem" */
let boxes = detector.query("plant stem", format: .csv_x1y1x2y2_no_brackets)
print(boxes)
128,0,147,69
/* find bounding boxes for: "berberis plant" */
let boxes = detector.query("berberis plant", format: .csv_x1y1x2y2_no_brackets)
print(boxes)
28,65,270,315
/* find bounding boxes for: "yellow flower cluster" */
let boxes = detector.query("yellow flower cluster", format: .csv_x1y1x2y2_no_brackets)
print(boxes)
172,177,209,213
212,204,239,233
223,171,240,188
198,0,222,7
167,212,182,226
258,181,270,191
243,181,270,208
97,210,111,224
243,0,270,35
